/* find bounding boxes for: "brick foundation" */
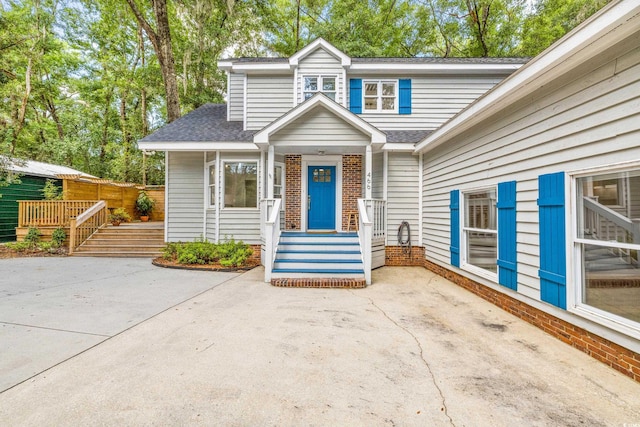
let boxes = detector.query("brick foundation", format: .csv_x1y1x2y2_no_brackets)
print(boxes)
341,155,362,230
423,259,640,383
271,277,366,288
385,246,425,266
285,155,302,230
248,244,262,264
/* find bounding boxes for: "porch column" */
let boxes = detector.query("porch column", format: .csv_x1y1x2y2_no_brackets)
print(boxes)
365,145,372,199
267,145,274,199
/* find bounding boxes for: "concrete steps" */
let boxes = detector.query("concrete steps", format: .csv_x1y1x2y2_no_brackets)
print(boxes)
72,222,164,258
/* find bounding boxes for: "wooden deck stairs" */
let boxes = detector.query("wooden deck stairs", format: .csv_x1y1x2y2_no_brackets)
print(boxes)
72,222,164,258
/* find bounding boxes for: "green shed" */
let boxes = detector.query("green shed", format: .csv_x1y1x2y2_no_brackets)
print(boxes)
0,158,93,242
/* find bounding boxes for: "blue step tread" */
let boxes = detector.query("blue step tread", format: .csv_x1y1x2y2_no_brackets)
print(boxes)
281,232,358,237
272,268,365,274
275,259,362,264
279,242,358,246
277,250,361,254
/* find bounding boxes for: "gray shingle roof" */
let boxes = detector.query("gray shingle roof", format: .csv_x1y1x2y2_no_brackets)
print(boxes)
140,103,431,145
139,104,256,143
385,130,433,143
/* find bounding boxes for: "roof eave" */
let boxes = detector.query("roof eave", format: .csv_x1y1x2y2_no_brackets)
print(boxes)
349,63,525,75
138,141,259,151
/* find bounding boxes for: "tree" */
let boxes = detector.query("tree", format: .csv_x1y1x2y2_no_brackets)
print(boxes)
125,0,181,122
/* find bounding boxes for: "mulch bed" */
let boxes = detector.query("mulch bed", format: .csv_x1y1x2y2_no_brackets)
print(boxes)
0,245,68,259
152,257,259,272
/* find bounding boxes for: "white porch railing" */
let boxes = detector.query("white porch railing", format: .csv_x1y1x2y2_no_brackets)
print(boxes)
358,198,386,285
262,198,282,282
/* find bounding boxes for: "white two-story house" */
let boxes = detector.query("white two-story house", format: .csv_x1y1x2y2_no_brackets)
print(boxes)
140,0,640,382
139,38,525,286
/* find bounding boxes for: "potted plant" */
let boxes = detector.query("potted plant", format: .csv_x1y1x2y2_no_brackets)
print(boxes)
109,207,131,226
135,191,156,222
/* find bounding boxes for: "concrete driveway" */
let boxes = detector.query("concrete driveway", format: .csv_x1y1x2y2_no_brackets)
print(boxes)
1,262,639,426
0,257,240,392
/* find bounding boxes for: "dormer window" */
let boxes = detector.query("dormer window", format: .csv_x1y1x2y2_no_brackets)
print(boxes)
364,80,397,112
303,76,336,101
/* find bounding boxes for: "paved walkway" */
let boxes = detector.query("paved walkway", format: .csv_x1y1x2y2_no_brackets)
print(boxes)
0,261,639,426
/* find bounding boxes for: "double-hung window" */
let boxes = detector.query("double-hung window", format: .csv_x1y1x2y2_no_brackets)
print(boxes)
364,80,397,112
574,166,640,329
274,163,285,207
224,161,257,208
462,188,497,276
303,76,336,101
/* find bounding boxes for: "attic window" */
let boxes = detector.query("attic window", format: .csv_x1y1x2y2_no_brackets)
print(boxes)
303,76,336,101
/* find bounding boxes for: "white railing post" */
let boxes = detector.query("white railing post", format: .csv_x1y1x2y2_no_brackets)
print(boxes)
358,199,373,285
263,198,281,282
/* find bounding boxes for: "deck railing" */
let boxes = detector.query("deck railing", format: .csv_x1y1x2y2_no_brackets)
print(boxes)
68,201,108,255
18,200,100,227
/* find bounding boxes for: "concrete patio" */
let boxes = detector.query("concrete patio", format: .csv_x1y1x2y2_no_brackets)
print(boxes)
0,259,639,426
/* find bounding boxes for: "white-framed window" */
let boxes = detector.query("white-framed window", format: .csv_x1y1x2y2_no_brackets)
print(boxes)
223,161,258,208
303,75,336,101
364,80,397,112
462,187,497,277
207,162,216,207
573,165,640,331
274,162,285,206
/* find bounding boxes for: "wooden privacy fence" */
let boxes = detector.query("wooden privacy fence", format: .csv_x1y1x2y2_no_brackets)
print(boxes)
18,200,99,227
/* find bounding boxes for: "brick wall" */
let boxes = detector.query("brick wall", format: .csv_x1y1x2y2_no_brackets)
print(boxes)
285,155,301,230
386,246,425,266
342,155,362,230
423,259,640,383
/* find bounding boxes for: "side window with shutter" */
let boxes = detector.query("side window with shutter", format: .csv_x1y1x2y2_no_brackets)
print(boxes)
399,79,411,114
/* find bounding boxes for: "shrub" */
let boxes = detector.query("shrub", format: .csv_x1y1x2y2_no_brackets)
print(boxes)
135,191,155,217
109,207,131,224
24,227,41,248
42,179,63,200
5,241,30,252
51,227,66,248
161,237,253,267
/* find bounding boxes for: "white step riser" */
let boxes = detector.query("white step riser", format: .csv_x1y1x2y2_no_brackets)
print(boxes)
271,272,365,279
276,252,361,261
273,261,363,271
279,237,359,244
278,244,360,252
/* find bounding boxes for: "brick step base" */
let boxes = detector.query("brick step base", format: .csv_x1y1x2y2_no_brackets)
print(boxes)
271,277,366,288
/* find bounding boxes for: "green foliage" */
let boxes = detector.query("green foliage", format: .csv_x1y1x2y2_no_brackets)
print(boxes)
162,237,254,268
109,207,132,223
5,241,31,252
42,179,64,200
135,191,155,216
24,227,42,247
51,227,67,248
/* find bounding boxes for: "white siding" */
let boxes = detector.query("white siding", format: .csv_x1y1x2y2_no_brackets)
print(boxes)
347,75,504,130
297,48,344,105
270,108,369,146
387,152,420,246
246,76,293,130
372,152,384,199
228,72,244,122
206,209,216,241
422,45,640,299
166,152,204,242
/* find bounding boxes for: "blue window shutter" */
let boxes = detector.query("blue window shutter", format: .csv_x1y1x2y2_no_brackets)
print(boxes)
497,181,517,290
450,190,460,267
399,79,411,114
349,79,362,114
537,172,567,309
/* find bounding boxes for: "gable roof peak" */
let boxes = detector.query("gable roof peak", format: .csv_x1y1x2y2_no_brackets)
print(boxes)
289,38,351,67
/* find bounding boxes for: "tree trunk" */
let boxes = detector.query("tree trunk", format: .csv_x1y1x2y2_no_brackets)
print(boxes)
138,24,149,136
125,0,181,122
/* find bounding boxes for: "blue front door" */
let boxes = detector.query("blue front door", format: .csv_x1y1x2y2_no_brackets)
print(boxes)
308,166,336,230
